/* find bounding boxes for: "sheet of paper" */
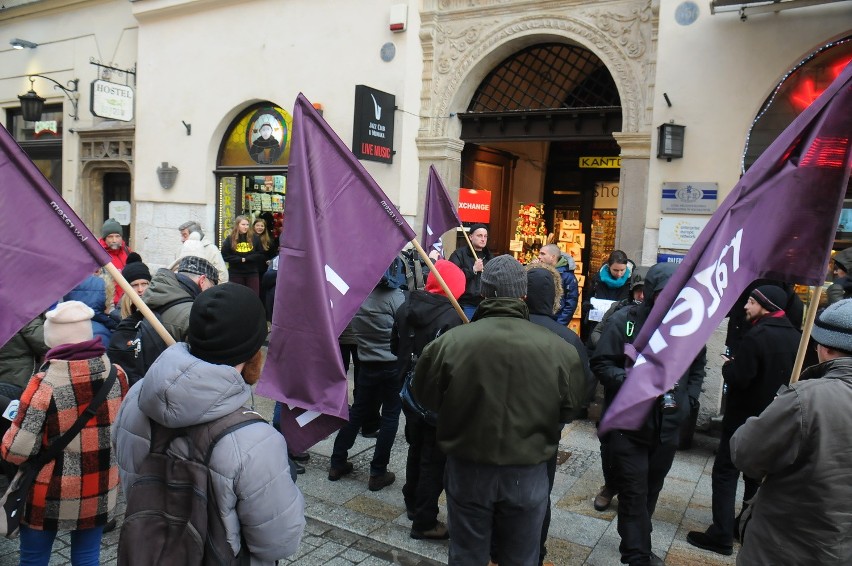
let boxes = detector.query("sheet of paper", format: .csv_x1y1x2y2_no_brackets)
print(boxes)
588,298,616,322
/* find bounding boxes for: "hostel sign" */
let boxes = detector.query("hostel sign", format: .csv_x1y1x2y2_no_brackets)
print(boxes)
579,156,621,168
90,80,134,122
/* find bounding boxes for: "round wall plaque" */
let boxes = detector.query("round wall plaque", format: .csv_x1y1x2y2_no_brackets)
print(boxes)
380,42,396,62
675,1,699,26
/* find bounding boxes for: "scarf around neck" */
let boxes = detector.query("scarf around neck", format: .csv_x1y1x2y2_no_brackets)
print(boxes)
599,264,631,289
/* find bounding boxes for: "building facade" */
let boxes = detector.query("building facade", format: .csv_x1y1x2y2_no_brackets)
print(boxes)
2,0,850,278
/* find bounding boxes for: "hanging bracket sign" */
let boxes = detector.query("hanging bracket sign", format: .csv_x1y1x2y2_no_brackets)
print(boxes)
90,80,134,122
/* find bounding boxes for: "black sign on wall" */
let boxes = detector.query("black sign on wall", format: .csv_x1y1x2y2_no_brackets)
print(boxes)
352,85,395,164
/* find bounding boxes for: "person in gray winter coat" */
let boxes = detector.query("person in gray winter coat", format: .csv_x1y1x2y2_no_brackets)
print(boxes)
730,299,852,566
113,283,305,563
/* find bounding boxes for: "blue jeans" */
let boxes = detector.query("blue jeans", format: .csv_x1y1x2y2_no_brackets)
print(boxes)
19,524,104,566
331,361,401,476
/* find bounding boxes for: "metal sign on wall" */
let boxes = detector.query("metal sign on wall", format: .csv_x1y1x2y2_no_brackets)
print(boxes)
90,80,134,122
661,182,718,214
658,216,709,250
352,85,395,164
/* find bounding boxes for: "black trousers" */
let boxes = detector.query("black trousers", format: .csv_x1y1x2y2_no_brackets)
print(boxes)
610,432,677,566
402,409,447,531
707,428,760,544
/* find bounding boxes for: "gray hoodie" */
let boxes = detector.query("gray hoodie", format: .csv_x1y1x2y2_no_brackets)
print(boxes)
112,343,305,564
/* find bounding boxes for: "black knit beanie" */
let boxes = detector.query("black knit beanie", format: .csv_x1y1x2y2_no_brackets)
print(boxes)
750,285,786,313
188,283,267,366
122,253,151,283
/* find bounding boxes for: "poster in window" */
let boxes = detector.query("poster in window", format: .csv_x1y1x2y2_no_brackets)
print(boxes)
246,108,287,164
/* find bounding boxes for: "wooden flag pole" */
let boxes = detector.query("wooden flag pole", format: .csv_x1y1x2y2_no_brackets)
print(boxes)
789,285,823,385
461,227,478,258
103,262,176,345
410,239,470,324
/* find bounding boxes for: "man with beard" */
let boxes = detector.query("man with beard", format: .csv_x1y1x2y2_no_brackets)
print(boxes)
99,218,131,307
687,285,800,556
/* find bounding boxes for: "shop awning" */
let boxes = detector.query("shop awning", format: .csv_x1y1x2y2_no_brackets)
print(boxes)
711,0,852,17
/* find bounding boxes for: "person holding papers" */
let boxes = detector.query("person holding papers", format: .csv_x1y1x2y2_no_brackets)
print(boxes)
583,250,633,340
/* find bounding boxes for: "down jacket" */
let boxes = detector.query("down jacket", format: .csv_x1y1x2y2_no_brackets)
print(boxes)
730,357,852,565
112,343,305,564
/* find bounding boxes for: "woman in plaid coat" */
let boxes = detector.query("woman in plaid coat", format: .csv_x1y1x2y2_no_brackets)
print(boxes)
1,301,128,566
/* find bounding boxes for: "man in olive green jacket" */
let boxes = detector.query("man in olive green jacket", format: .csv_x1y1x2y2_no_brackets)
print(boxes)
0,314,48,390
414,255,585,566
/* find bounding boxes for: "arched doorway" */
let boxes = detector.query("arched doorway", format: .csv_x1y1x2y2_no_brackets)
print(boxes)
457,42,623,330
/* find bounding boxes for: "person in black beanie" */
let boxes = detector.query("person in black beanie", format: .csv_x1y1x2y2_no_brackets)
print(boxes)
687,284,801,556
113,283,306,562
448,223,493,319
122,253,152,298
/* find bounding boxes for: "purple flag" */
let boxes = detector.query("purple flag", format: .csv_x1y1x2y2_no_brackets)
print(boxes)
422,165,461,257
0,125,109,349
257,93,416,453
600,63,852,436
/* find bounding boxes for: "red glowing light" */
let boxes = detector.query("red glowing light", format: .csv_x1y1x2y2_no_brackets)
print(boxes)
801,137,850,169
788,57,852,112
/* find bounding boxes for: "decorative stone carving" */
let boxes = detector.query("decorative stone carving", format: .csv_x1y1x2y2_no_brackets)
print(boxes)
422,10,652,136
586,2,653,59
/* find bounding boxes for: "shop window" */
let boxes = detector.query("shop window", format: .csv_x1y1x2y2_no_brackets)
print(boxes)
6,105,63,191
215,103,292,245
744,35,851,172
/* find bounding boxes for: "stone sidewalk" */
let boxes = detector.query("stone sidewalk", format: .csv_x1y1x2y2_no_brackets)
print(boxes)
0,392,744,565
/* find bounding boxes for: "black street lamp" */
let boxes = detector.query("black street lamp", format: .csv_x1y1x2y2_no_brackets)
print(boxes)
17,75,79,122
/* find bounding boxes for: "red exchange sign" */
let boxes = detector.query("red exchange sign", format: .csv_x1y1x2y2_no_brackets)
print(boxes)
457,189,492,223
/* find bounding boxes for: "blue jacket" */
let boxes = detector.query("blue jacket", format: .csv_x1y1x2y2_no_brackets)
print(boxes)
555,254,579,325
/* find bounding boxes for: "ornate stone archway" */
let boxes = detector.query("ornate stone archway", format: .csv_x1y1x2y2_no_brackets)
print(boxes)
416,0,656,260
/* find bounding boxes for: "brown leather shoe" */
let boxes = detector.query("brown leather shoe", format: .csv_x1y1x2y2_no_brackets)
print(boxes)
368,471,395,491
593,485,617,511
410,521,450,540
327,462,354,481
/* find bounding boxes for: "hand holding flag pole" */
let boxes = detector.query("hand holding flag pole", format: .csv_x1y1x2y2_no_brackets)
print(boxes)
410,239,469,324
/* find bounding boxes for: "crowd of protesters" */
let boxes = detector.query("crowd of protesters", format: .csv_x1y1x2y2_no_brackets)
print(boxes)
1,219,850,566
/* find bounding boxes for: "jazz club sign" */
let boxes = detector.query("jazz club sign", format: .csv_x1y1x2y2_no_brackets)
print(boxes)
457,189,492,223
352,85,395,164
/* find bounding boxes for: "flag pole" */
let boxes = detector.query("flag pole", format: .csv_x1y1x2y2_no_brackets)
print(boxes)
410,239,470,324
461,226,478,258
789,285,823,385
103,262,176,346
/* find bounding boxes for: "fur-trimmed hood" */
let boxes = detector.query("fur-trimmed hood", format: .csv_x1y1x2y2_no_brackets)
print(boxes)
525,262,563,316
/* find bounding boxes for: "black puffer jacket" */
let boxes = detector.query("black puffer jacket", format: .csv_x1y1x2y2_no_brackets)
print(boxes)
391,289,465,381
590,263,706,446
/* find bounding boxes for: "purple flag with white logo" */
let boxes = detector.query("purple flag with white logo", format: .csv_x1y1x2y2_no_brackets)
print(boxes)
422,165,461,257
257,93,416,453
600,63,852,436
0,124,109,349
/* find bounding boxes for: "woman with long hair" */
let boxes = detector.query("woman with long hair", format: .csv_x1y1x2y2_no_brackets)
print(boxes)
221,215,267,295
252,217,279,279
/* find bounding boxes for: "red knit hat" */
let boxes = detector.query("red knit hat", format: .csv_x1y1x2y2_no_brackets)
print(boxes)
425,260,466,299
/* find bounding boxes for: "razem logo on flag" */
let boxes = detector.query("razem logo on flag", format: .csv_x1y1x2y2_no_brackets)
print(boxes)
600,62,852,436
257,93,415,453
422,165,462,257
0,125,109,349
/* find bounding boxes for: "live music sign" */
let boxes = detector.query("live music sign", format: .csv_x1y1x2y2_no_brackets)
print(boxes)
457,189,492,223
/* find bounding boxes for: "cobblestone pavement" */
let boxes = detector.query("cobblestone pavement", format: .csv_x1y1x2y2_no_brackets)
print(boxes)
0,388,744,565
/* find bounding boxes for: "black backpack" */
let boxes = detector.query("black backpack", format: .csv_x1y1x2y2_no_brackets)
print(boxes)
107,297,193,385
117,408,266,566
398,249,431,291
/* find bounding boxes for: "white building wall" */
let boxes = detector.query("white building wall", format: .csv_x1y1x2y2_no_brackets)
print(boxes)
645,0,852,265
130,0,423,264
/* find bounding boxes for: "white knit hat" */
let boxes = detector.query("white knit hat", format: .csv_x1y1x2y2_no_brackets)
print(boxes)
44,301,94,347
